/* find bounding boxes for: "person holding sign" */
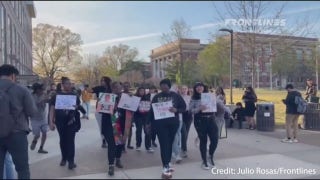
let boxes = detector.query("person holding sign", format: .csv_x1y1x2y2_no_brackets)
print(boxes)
49,77,81,170
148,79,186,179
134,87,153,152
189,82,219,170
92,76,112,148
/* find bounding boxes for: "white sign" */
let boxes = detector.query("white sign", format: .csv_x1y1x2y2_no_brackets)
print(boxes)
264,112,270,117
201,93,217,113
118,93,141,112
55,95,77,110
139,101,151,112
152,101,175,120
96,93,117,114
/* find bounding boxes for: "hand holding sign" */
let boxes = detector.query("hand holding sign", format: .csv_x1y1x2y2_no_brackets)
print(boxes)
152,101,175,120
55,95,77,110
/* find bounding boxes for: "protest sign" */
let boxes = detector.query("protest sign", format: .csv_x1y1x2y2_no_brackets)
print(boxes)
201,93,217,113
152,101,175,120
118,93,141,111
96,93,117,114
55,95,77,110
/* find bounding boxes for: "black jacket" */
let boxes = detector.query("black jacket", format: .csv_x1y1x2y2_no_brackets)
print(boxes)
283,90,302,114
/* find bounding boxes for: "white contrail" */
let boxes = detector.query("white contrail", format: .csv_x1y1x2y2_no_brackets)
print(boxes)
191,22,221,30
82,32,162,48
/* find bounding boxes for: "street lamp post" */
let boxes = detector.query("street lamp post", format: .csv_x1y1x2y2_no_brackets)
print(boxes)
219,28,234,104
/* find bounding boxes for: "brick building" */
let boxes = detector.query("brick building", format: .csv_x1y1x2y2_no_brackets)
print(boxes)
0,1,36,75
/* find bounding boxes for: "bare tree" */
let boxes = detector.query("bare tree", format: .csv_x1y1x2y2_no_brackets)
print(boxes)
161,18,192,84
33,23,83,81
101,44,139,72
213,1,318,88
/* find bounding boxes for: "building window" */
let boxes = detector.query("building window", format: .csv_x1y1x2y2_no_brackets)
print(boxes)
305,49,312,61
296,49,303,61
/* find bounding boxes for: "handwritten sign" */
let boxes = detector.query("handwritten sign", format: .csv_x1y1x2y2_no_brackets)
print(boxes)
96,93,117,114
152,101,175,120
55,95,77,110
118,93,141,111
139,101,151,112
201,93,217,113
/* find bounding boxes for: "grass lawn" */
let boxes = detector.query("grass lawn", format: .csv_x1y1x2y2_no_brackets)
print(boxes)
224,88,305,128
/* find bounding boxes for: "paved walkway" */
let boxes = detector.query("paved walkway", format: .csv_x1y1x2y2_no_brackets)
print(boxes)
28,103,320,179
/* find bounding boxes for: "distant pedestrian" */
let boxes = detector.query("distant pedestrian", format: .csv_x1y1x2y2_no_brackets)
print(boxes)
305,78,317,102
242,86,257,130
215,86,226,105
281,84,301,143
0,64,37,179
147,85,158,148
30,83,50,154
81,84,92,120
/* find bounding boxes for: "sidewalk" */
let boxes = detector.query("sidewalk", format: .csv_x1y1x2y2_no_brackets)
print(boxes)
28,103,320,179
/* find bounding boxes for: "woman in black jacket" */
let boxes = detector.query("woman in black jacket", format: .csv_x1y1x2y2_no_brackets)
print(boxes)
49,77,81,170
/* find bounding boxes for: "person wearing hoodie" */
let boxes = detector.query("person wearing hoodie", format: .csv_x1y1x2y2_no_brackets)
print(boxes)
148,79,186,179
281,84,302,143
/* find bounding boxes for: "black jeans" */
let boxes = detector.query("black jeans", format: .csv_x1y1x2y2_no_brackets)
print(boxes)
135,116,151,149
55,120,77,164
194,116,219,164
0,131,30,179
127,123,133,147
101,113,125,164
153,119,179,167
181,112,192,152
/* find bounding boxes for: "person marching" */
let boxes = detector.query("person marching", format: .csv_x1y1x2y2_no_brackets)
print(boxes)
81,84,92,120
92,76,112,148
147,85,159,148
49,77,81,170
242,86,257,130
134,87,154,152
180,85,192,158
189,82,219,170
122,82,134,151
30,83,50,154
148,79,186,179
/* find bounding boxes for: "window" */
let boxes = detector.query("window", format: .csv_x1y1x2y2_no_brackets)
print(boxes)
296,49,303,61
305,49,312,61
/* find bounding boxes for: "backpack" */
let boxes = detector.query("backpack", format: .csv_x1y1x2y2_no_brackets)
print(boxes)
295,95,307,114
0,84,16,137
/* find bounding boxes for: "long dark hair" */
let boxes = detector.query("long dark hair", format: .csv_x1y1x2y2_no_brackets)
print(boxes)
216,86,225,96
102,76,112,93
192,82,208,100
135,87,145,97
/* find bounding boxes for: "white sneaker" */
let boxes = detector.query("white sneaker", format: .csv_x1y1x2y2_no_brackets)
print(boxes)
146,148,154,153
136,147,141,151
292,139,299,143
162,167,172,179
201,162,210,170
175,156,182,164
281,138,293,143
168,163,175,172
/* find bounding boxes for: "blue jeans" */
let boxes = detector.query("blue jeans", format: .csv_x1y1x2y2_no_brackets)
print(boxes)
172,118,183,158
0,131,30,179
3,152,15,179
82,102,90,117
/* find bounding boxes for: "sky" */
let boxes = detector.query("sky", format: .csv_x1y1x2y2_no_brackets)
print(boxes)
32,1,320,62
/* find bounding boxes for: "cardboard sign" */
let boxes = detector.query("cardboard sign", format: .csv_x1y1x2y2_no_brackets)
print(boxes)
152,101,175,120
96,93,117,114
118,93,141,112
55,95,77,110
201,93,217,113
139,101,151,112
